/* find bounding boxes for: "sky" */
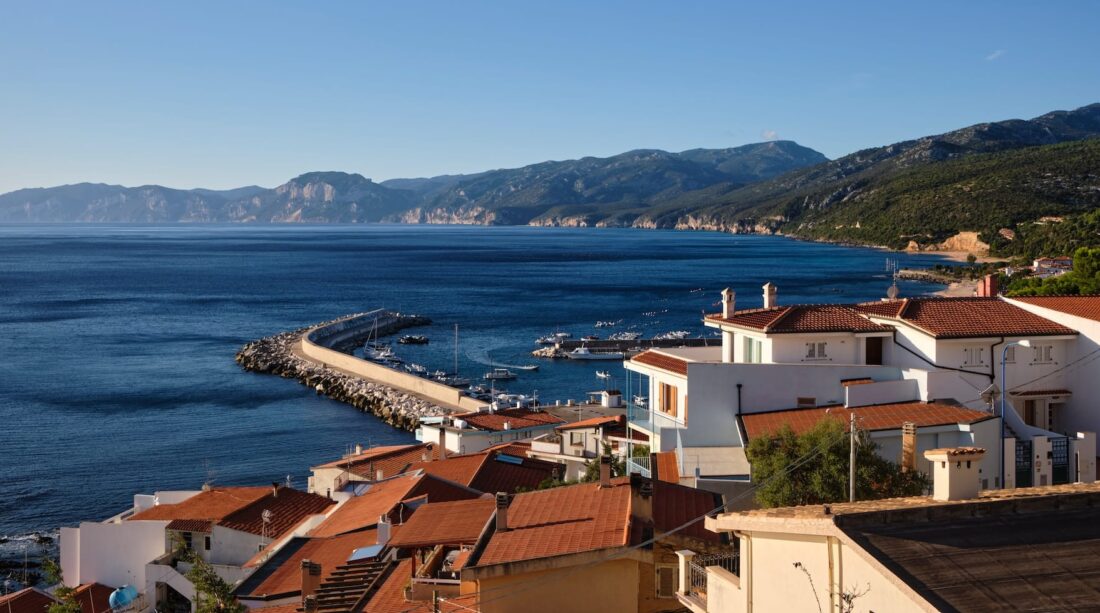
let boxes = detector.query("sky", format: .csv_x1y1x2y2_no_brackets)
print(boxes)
1,0,1098,194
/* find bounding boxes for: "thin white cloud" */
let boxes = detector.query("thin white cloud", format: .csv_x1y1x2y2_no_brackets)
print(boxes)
761,129,779,141
985,49,1006,61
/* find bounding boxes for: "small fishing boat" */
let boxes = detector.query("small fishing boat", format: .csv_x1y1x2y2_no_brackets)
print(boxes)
581,335,600,341
596,370,612,379
554,331,572,339
608,331,642,341
442,374,471,388
483,368,518,381
536,335,558,345
398,335,429,345
405,363,428,375
515,364,539,372
654,330,691,340
595,320,621,328
565,346,624,361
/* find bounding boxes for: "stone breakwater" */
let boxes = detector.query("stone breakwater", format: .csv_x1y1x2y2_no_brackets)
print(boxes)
235,311,448,432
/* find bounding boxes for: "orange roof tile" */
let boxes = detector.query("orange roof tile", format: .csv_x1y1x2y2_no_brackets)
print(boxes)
217,488,335,539
459,409,564,432
388,498,496,549
0,589,54,613
363,559,478,613
654,452,680,484
246,604,301,613
312,443,435,480
483,441,533,457
165,519,213,533
73,583,114,613
129,486,271,522
707,304,893,334
1013,295,1100,323
857,297,1076,338
557,415,625,431
409,449,559,495
631,350,688,376
237,529,382,598
309,475,423,538
741,401,993,439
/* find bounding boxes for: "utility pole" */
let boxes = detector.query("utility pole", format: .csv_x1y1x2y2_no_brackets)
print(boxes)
849,412,857,503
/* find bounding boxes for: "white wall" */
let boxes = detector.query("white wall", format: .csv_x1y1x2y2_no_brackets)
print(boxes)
208,526,264,566
65,520,170,590
845,379,920,408
769,333,860,365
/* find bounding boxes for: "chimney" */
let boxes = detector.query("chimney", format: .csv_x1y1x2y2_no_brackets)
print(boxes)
630,473,654,524
977,274,999,297
762,282,777,309
375,468,384,481
376,515,391,546
272,482,280,498
923,447,986,501
721,288,736,318
495,492,510,532
303,596,317,613
354,443,364,455
900,422,917,473
301,560,322,604
599,454,612,488
436,428,447,461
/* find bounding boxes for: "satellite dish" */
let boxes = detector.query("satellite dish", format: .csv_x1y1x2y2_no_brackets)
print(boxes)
886,283,899,299
262,509,273,523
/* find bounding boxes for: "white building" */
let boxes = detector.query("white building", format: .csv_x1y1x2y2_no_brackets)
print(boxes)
416,408,564,456
624,284,1091,493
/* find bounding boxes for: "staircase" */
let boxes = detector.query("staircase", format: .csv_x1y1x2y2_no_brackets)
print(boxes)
306,558,394,613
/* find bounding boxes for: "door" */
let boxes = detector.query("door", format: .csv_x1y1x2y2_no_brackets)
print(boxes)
865,337,883,365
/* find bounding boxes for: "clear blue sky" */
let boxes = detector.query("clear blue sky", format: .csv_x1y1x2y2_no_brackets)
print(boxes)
1,0,1097,193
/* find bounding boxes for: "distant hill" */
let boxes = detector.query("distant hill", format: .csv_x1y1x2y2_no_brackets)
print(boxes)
0,141,825,224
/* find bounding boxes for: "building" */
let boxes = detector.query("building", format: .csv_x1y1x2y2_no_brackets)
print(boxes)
307,443,436,495
417,408,565,456
623,284,1091,495
527,414,631,480
674,447,1100,613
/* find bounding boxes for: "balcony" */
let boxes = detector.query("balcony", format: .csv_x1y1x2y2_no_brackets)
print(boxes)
676,550,740,612
626,455,651,478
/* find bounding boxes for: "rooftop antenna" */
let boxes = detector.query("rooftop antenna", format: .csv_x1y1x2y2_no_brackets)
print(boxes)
203,459,216,489
886,259,900,300
285,474,293,489
261,509,274,545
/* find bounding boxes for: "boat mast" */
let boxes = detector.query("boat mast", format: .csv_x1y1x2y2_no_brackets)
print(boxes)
454,323,459,376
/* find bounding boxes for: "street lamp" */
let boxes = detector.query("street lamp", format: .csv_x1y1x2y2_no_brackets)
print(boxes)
1000,340,1031,488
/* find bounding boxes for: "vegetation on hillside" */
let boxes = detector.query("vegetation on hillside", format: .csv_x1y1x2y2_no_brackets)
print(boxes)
1006,247,1100,295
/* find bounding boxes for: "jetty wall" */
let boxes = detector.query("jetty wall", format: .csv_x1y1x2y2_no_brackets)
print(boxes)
300,328,483,413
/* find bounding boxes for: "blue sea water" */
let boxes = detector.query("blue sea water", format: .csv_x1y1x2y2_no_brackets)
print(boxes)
0,224,951,542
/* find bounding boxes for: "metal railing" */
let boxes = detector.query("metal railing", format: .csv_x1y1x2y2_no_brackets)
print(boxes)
686,551,740,604
627,455,651,478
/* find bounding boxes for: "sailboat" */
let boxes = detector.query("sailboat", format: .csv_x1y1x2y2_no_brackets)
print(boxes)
442,324,471,388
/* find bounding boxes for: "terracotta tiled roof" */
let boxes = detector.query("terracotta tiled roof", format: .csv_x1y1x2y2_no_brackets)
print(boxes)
857,297,1077,338
1012,295,1100,323
128,486,271,522
654,452,680,484
313,443,435,480
1009,389,1072,397
706,305,893,334
408,448,559,495
309,474,478,538
246,604,301,613
631,350,688,376
217,488,335,539
165,519,213,533
0,589,54,613
363,559,478,613
388,498,496,549
483,441,533,457
473,476,720,567
741,401,993,439
237,529,382,598
73,583,114,613
557,415,625,431
459,409,564,432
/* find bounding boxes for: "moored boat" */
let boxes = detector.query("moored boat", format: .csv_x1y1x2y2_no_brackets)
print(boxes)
564,346,624,361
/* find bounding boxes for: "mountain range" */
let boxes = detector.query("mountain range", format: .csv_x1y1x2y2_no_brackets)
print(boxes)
3,102,1099,257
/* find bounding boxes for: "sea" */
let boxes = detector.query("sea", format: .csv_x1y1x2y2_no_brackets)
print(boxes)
0,224,950,562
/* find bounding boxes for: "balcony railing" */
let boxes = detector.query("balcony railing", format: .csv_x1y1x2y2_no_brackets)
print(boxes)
686,551,740,605
627,455,651,478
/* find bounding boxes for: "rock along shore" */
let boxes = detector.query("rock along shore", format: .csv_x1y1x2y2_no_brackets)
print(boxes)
235,311,448,432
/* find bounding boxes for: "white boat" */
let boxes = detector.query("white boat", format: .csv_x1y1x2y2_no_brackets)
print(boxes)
536,335,558,345
633,395,648,409
608,331,641,341
443,375,471,388
366,346,397,361
483,368,518,381
596,370,612,379
405,363,428,375
565,347,624,361
553,331,572,339
654,330,691,340
515,364,539,371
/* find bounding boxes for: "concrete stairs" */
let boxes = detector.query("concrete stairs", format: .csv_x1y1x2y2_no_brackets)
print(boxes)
305,558,393,613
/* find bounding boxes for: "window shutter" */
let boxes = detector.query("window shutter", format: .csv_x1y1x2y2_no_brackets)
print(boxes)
656,566,677,599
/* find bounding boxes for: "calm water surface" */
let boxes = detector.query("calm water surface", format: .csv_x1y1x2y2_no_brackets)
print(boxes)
0,224,950,546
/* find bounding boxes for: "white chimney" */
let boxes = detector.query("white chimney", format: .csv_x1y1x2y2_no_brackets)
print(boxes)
376,515,391,545
763,282,777,309
354,443,363,455
495,492,510,532
375,469,384,481
721,288,735,318
436,427,447,461
923,447,986,501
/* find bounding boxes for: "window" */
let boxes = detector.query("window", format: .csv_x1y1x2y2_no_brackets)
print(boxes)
742,337,762,364
181,532,193,550
658,383,679,418
656,565,678,599
569,431,585,446
805,342,828,360
963,346,986,367
1033,345,1054,364
204,535,211,551
1004,346,1016,363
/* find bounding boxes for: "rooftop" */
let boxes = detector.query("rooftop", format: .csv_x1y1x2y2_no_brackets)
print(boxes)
72,583,114,613
741,401,994,439
129,486,334,539
129,486,271,522
312,443,435,480
631,350,689,376
309,474,477,538
706,304,893,334
388,497,496,549
1012,294,1100,323
857,297,1077,339
457,408,564,432
408,447,559,495
363,559,478,613
556,414,625,431
0,588,55,613
217,487,335,538
236,529,383,599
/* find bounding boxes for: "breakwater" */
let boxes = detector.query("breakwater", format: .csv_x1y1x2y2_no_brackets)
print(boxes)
235,310,452,431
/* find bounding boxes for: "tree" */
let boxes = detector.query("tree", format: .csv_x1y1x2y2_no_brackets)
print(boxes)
746,419,928,508
41,558,81,613
1006,246,1100,296
581,443,627,482
181,551,246,613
